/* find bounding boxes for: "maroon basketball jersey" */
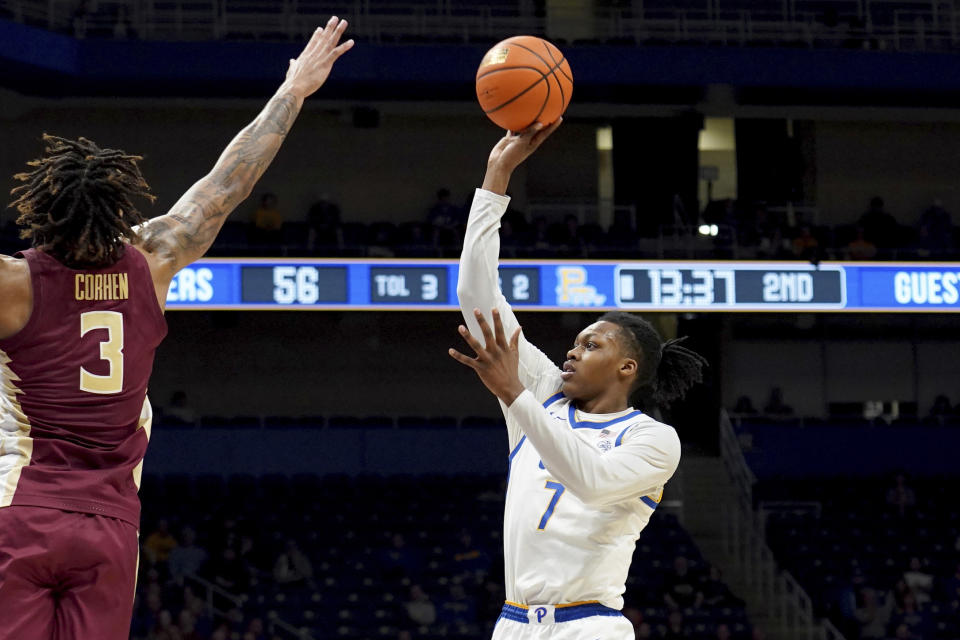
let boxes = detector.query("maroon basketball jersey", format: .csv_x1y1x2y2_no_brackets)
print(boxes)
0,246,167,527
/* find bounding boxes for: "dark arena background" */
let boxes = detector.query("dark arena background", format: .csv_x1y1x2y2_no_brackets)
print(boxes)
3,1,960,639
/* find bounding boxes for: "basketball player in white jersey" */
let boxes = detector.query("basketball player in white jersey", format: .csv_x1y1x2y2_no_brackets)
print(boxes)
449,120,707,639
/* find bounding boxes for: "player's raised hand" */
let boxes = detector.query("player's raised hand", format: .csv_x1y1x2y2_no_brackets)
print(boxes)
449,308,526,406
284,16,354,99
482,118,562,194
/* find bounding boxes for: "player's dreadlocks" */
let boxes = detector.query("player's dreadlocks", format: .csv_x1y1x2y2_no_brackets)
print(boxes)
599,311,708,407
9,134,155,269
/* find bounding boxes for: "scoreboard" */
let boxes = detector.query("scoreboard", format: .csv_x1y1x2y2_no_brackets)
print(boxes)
165,258,960,312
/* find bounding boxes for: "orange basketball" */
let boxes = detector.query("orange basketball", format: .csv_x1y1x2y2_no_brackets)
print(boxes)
475,35,573,132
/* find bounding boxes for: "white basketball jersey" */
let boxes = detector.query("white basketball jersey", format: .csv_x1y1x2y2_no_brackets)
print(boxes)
458,189,682,611
503,389,675,608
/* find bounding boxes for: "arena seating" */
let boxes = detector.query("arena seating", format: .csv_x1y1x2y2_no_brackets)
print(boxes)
756,474,960,639
133,473,755,639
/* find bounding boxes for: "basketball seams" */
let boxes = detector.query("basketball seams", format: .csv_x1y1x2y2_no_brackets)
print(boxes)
476,65,548,82
476,36,571,129
507,40,571,82
540,41,568,111
482,72,549,118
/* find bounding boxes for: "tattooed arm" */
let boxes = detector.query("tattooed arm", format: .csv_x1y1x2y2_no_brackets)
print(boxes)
136,16,353,307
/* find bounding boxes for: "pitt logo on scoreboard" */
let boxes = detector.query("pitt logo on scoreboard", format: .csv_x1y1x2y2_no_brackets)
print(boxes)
555,266,606,307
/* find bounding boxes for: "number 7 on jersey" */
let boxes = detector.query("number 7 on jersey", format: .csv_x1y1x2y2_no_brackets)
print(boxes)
538,481,566,530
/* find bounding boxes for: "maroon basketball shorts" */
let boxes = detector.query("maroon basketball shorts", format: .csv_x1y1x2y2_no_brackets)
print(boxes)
0,505,139,640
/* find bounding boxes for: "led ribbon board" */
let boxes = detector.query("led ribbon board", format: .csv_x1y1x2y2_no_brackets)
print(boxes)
164,259,960,312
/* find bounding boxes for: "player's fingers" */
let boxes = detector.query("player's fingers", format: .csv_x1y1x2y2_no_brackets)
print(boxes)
458,325,485,356
491,308,508,349
532,118,562,147
509,326,522,351
448,347,479,369
303,24,326,54
330,39,355,60
320,17,347,50
473,309,496,348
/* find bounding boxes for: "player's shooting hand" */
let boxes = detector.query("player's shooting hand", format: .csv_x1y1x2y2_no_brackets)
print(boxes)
283,16,354,99
482,119,562,195
449,308,527,407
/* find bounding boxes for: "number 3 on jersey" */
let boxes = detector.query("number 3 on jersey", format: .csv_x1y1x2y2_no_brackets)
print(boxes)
80,311,124,395
538,481,566,530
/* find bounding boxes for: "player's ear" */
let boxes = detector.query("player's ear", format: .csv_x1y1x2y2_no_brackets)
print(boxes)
619,357,637,381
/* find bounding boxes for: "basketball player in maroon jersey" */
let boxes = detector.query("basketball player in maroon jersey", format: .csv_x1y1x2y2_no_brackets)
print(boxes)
0,17,352,640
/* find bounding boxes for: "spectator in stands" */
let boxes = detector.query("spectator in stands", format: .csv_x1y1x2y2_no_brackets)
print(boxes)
846,226,878,260
133,590,164,639
763,387,794,416
927,394,953,424
212,547,250,592
503,197,530,238
715,623,732,640
427,188,463,247
731,395,758,415
664,555,704,610
368,223,396,258
530,216,550,252
242,617,267,640
758,223,789,259
307,193,342,252
145,519,178,565
451,529,489,578
889,592,928,637
622,606,643,628
380,532,421,580
854,587,894,639
791,224,819,261
498,218,520,256
887,623,919,640
210,622,232,640
251,192,283,245
892,579,912,610
182,586,213,638
437,581,477,626
165,390,197,425
662,609,691,640
557,214,585,256
859,196,899,251
150,608,183,640
701,565,743,608
902,558,933,606
635,621,653,639
404,584,437,627
168,526,207,584
237,533,264,578
272,538,313,586
177,610,203,640
915,199,953,258
885,474,917,517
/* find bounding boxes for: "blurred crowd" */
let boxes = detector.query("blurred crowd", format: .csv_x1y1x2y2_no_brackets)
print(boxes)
4,190,954,262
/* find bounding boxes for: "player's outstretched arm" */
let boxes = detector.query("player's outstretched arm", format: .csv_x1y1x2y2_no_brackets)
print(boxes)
450,310,680,506
137,16,354,298
457,121,562,397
